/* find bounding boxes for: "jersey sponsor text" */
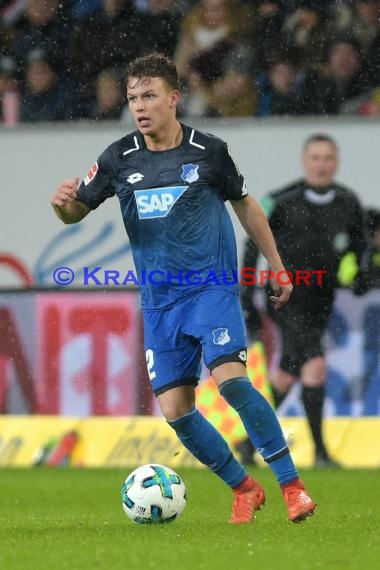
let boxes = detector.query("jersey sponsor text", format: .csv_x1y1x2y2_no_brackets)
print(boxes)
134,186,188,219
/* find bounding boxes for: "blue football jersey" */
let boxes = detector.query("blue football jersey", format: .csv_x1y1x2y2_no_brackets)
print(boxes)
77,123,248,309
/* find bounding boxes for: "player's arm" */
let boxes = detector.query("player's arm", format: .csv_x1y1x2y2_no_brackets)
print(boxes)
52,146,117,224
215,141,291,309
231,195,292,310
240,235,262,336
52,176,90,224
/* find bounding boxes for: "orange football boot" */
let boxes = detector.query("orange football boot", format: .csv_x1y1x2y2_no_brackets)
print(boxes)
230,476,266,524
281,478,316,522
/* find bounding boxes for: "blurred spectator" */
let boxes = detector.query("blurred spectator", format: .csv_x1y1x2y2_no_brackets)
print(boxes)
175,0,254,119
71,0,102,21
90,69,125,120
0,0,27,54
137,0,182,58
256,57,301,116
69,0,142,107
332,0,357,32
175,0,254,85
0,54,20,125
19,49,79,122
365,18,380,86
10,0,70,80
178,69,215,117
0,0,27,27
3,0,380,121
349,0,380,55
255,52,337,116
283,0,337,70
134,0,190,11
211,68,258,116
249,0,287,72
323,36,371,113
359,86,380,115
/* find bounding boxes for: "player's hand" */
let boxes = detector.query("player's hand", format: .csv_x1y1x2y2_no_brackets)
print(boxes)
52,177,80,208
269,278,293,310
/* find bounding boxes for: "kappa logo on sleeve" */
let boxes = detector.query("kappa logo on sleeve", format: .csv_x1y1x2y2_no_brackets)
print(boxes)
134,186,188,219
84,162,98,186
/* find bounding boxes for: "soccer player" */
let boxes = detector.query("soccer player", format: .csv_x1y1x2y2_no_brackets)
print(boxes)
51,53,315,523
241,133,368,468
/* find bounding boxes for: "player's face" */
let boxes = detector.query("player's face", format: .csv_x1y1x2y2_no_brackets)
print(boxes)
127,76,179,137
302,141,338,188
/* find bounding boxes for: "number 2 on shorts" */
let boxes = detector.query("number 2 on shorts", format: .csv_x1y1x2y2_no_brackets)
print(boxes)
145,349,156,380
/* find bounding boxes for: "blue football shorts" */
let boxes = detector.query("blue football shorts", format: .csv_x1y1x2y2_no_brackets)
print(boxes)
143,288,248,395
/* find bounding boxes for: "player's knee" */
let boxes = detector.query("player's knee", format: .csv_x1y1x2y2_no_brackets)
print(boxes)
161,402,194,422
157,385,195,421
166,407,198,434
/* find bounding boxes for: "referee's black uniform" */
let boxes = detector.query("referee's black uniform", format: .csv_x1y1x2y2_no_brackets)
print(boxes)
241,178,367,465
243,179,367,374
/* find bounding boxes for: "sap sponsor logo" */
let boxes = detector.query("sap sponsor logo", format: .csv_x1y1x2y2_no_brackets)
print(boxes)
134,186,188,219
84,162,98,185
181,163,199,183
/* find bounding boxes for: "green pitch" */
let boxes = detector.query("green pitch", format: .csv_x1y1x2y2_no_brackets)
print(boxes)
1,468,379,570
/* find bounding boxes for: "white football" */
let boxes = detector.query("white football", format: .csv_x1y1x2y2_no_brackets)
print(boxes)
121,464,187,524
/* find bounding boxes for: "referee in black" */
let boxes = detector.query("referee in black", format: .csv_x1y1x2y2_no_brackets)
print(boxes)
241,133,368,468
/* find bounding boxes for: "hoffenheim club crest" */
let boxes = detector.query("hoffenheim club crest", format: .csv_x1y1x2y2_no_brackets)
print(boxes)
181,163,199,183
212,328,230,346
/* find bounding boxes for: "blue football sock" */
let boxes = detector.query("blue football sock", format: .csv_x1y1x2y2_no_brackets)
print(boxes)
219,377,298,485
168,407,246,488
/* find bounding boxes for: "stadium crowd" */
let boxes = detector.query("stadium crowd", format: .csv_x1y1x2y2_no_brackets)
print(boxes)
1,0,380,124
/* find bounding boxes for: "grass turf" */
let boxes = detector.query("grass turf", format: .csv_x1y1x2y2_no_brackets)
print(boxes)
0,468,379,570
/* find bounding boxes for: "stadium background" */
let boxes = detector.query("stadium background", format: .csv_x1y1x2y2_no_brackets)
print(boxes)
1,118,380,468
1,0,380,469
